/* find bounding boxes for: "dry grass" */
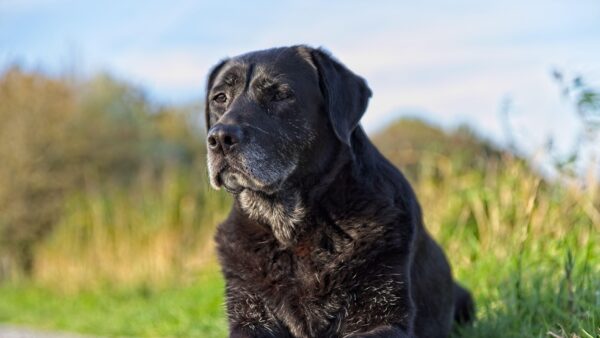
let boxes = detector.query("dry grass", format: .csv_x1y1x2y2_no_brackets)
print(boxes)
32,167,231,291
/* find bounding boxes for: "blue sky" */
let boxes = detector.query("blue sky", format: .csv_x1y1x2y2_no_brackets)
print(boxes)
1,0,600,157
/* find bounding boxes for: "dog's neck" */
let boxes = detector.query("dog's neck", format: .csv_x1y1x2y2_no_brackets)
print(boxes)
237,188,306,246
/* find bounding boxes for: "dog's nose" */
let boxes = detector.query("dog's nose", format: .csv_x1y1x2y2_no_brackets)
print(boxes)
207,124,243,153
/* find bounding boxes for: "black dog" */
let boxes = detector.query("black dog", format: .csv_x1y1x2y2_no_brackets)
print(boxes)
205,45,474,338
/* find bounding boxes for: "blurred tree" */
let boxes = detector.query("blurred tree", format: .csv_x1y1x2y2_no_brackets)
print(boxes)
372,118,505,182
0,67,205,278
0,66,78,275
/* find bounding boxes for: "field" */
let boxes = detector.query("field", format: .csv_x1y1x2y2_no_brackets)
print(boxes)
0,70,598,337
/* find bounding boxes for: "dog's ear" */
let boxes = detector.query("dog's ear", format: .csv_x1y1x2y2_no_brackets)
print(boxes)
204,59,229,131
310,48,372,146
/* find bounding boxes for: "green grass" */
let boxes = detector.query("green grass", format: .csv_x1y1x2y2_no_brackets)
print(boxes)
0,267,227,338
1,249,598,338
455,247,600,338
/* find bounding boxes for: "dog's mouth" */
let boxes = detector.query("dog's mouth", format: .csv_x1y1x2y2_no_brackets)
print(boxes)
216,168,245,194
213,164,275,195
209,160,241,193
208,150,296,195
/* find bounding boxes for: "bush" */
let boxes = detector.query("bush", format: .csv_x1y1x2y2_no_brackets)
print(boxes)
0,67,206,278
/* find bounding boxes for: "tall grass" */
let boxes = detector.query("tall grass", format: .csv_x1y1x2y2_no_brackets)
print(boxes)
32,166,231,291
409,153,599,337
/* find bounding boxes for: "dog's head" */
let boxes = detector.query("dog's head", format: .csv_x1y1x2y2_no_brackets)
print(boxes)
205,46,371,195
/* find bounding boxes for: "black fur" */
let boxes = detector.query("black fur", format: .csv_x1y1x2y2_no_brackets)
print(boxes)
205,45,475,338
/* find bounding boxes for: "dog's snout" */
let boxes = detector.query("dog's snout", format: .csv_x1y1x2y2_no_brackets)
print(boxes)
207,124,243,153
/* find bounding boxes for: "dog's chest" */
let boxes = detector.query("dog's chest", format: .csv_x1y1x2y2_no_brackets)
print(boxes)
218,201,408,337
254,237,341,293
229,237,406,337
218,220,341,331
254,240,350,336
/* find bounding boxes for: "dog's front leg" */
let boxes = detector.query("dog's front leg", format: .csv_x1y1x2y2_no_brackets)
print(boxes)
345,325,412,338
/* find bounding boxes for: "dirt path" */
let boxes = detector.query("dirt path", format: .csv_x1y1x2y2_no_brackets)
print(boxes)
0,325,97,338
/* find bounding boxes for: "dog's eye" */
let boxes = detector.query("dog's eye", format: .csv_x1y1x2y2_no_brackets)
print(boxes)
213,93,227,104
272,90,291,102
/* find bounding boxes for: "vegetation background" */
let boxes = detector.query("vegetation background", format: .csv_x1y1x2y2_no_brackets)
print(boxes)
0,66,598,338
